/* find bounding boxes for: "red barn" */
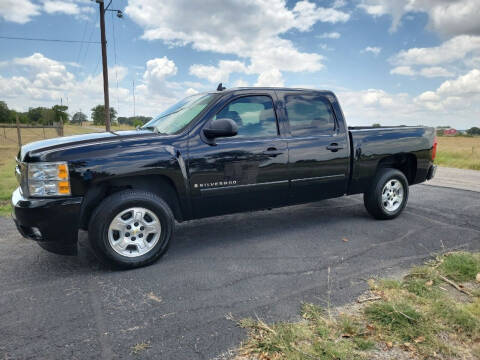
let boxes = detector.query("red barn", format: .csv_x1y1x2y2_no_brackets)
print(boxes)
443,128,457,136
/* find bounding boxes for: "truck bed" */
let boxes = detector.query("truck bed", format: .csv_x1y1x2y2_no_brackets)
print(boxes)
347,126,436,195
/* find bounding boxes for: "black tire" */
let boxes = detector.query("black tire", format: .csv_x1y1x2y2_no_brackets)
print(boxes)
363,168,409,220
88,190,174,269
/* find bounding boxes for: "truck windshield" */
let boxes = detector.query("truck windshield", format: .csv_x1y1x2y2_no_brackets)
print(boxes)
142,93,215,135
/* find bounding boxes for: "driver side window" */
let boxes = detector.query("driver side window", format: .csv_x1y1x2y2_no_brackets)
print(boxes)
213,96,278,138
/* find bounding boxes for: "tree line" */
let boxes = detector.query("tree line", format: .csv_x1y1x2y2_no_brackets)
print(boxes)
0,101,151,127
0,101,68,124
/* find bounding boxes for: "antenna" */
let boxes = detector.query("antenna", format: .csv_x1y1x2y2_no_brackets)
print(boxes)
216,83,226,91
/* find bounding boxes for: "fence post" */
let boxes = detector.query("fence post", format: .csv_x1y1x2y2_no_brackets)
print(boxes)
54,122,64,137
16,115,22,148
3,127,5,143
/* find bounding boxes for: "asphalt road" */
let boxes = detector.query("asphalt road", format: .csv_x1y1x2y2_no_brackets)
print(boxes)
426,166,480,192
1,184,479,360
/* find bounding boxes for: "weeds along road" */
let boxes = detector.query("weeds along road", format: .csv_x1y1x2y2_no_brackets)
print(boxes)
0,184,479,359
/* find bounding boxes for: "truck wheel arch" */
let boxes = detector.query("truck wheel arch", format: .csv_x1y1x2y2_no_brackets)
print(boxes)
79,175,183,230
377,153,417,185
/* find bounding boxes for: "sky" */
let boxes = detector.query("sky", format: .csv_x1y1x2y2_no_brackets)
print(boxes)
0,0,479,128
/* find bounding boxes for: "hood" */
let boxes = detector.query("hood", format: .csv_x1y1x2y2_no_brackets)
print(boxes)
19,130,157,161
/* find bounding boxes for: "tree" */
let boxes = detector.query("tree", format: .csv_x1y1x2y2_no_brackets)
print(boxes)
118,115,152,127
71,111,87,124
0,101,10,123
133,118,144,128
467,127,480,136
52,104,69,123
40,108,56,125
91,105,117,126
372,123,381,128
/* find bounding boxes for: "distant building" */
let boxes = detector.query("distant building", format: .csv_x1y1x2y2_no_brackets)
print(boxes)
443,128,457,136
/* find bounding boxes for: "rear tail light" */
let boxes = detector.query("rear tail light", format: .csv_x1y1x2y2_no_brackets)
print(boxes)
432,136,438,161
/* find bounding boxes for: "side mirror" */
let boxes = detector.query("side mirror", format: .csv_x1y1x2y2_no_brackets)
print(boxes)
203,118,238,139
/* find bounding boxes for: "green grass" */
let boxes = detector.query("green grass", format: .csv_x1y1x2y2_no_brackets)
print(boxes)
438,252,480,282
235,252,480,360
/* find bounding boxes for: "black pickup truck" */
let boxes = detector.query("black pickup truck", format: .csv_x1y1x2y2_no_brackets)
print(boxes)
12,87,437,268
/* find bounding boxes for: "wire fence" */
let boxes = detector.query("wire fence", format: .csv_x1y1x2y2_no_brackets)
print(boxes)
0,117,64,148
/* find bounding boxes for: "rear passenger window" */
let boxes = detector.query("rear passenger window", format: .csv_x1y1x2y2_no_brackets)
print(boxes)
213,96,278,138
285,95,335,136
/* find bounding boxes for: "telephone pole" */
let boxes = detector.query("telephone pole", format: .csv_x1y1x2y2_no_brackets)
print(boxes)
94,0,123,132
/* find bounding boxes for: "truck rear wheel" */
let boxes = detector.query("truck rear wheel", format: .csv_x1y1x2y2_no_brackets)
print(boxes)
363,168,409,220
88,190,174,269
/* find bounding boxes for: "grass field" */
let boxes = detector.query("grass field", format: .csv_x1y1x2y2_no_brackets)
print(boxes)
0,123,133,216
234,252,480,360
436,136,480,170
0,128,478,216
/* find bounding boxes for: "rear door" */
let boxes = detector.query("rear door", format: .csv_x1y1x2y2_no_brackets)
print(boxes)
188,92,289,218
277,91,350,204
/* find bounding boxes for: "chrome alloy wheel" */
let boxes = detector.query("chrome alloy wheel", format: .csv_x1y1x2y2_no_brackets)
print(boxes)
108,207,161,257
381,179,404,213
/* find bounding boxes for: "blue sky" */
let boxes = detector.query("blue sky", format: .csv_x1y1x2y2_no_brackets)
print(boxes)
1,0,479,128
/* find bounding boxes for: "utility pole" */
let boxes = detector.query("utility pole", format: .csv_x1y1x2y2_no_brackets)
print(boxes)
94,0,123,132
98,0,110,132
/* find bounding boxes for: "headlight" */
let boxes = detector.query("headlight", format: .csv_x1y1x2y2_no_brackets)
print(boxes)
27,162,71,196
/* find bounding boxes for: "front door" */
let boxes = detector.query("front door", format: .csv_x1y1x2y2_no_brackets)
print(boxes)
188,94,289,218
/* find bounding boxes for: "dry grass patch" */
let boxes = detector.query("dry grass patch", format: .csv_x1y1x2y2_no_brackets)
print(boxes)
435,136,480,170
0,124,133,216
233,252,480,360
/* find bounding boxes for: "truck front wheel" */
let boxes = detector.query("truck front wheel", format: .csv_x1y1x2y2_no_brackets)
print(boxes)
363,168,409,220
88,190,174,269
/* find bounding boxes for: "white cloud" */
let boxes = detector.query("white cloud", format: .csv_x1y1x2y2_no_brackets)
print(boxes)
126,0,348,77
43,1,80,15
0,0,94,23
0,0,40,23
0,53,186,119
332,0,347,9
337,84,477,128
390,65,453,78
42,1,94,18
234,79,249,87
362,46,382,55
317,32,341,39
419,66,454,78
142,57,177,92
185,88,198,96
415,69,480,113
189,61,248,84
390,66,415,76
392,35,480,66
358,0,480,36
254,69,284,87
436,69,480,97
427,0,480,37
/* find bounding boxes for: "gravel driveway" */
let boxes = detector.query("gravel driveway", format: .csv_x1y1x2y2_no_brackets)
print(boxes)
1,184,479,359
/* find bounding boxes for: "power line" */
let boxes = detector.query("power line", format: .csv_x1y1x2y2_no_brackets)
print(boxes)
79,26,98,67
75,22,89,65
0,35,100,44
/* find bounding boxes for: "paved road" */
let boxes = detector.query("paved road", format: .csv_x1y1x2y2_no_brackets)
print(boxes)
426,166,480,192
1,185,479,360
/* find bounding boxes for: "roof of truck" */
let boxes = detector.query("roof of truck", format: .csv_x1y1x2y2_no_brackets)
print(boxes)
212,87,334,94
